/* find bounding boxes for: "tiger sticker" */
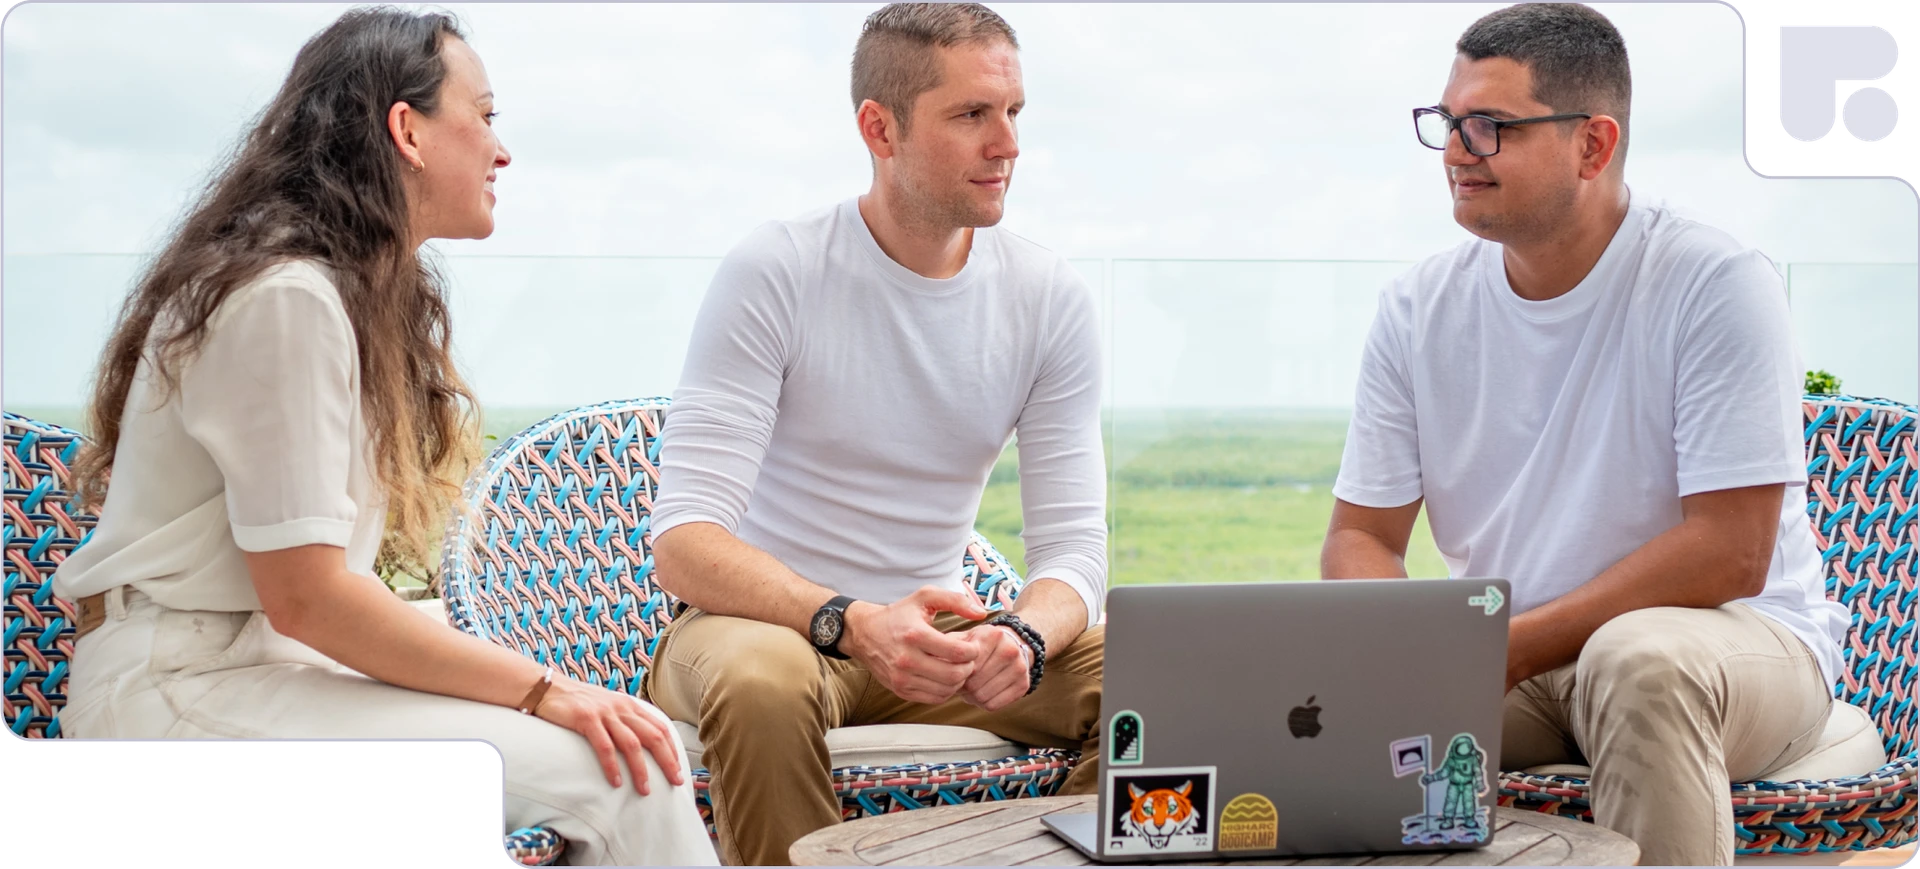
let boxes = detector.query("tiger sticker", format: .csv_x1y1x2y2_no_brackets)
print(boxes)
1124,782,1198,847
1104,767,1216,855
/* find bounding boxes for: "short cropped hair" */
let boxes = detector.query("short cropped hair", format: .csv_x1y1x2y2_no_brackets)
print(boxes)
851,3,1018,137
1457,3,1632,151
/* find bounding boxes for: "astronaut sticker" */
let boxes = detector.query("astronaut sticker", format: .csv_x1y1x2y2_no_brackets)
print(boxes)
1399,733,1492,846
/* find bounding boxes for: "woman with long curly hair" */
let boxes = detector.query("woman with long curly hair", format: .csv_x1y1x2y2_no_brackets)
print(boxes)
51,8,718,864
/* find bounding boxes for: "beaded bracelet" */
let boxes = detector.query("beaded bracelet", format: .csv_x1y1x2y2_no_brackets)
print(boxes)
985,613,1047,696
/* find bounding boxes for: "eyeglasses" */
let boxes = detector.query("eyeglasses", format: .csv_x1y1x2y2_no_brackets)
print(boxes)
1412,106,1591,157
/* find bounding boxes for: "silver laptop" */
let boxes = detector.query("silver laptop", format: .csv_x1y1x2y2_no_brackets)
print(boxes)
1043,579,1512,862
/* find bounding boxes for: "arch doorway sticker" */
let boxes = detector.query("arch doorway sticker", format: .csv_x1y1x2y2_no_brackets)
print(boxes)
1109,709,1144,766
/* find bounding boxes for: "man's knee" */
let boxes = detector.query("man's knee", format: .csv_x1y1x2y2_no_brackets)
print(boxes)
671,616,827,717
1054,623,1105,680
1577,608,1717,706
1040,624,1104,743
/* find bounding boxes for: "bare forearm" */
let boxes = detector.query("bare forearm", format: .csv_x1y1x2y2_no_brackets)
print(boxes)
273,569,545,708
1321,527,1411,579
652,521,836,635
1008,577,1089,654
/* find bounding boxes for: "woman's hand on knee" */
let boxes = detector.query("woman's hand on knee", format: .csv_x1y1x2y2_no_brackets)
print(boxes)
537,679,687,794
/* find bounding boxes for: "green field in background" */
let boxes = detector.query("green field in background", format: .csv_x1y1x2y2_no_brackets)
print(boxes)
978,408,1448,583
9,405,1448,583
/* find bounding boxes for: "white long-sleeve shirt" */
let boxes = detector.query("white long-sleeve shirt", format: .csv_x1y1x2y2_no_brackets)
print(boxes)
652,198,1109,627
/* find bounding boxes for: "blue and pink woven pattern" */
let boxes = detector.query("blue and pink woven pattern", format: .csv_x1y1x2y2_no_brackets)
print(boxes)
1499,396,1918,855
438,398,680,696
3,414,90,739
1809,398,1917,763
0,412,571,866
437,398,1081,865
503,825,565,866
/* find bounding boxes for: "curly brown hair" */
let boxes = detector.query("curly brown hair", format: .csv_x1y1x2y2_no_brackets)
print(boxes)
74,6,481,575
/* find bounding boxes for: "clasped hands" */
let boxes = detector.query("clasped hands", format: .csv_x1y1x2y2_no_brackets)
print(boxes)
840,586,1034,712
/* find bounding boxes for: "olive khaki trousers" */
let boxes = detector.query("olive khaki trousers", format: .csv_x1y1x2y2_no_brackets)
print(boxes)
646,608,1105,866
1502,604,1834,866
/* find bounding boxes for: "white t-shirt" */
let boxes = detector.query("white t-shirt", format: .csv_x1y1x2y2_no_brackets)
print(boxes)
53,260,386,611
652,198,1109,627
1333,191,1849,687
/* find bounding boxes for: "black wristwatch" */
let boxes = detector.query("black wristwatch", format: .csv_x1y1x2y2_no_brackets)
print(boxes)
809,595,857,660
985,612,1047,695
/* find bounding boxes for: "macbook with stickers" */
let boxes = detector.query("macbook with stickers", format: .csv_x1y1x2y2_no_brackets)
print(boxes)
1041,578,1512,862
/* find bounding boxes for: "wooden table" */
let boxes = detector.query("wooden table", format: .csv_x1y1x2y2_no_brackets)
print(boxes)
790,795,1640,866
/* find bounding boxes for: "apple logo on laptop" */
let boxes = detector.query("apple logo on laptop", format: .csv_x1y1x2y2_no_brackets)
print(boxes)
1287,696,1323,739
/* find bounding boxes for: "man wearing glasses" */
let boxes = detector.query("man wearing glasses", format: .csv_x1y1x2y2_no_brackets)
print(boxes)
1322,4,1850,865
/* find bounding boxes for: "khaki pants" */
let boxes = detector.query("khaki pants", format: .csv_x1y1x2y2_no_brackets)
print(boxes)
1503,604,1833,866
646,608,1104,866
62,587,719,867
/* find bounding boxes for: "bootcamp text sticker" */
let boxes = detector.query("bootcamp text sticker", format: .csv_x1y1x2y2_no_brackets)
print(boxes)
1105,766,1217,856
1218,792,1279,852
1109,709,1144,766
1400,733,1492,846
1390,734,1432,778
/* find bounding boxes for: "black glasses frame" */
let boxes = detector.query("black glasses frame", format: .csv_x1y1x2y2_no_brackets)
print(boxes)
1412,106,1592,157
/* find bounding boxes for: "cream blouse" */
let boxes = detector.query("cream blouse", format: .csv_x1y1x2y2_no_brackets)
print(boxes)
53,260,387,612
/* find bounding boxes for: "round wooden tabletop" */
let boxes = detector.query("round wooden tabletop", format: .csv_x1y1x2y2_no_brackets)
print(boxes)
790,795,1641,866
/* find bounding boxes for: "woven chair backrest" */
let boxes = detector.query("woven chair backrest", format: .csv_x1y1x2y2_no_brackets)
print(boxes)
1803,396,1917,761
3,413,95,738
439,398,1027,697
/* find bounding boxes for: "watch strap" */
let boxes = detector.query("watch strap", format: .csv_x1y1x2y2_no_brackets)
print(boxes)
814,594,857,660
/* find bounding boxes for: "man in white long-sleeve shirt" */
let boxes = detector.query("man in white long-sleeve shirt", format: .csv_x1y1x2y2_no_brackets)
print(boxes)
645,4,1107,864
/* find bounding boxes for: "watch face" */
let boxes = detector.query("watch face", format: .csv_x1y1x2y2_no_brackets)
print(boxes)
811,608,843,647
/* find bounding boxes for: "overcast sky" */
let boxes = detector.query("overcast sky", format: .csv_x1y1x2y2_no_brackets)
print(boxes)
4,1,1915,262
3,3,1915,410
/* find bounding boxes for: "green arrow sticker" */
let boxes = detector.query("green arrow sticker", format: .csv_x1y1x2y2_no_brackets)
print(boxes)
1468,585,1504,616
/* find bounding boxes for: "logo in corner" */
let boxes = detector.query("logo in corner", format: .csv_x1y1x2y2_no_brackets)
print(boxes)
1780,26,1898,142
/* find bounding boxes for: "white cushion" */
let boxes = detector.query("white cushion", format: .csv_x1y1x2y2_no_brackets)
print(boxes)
1755,701,1888,782
1520,762,1596,778
672,721,1021,771
1520,700,1889,783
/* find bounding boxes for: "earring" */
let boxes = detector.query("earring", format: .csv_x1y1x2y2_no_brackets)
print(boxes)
411,161,424,173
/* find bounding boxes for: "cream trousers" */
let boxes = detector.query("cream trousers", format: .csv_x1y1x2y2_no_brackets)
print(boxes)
1504,603,1835,866
62,587,719,867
